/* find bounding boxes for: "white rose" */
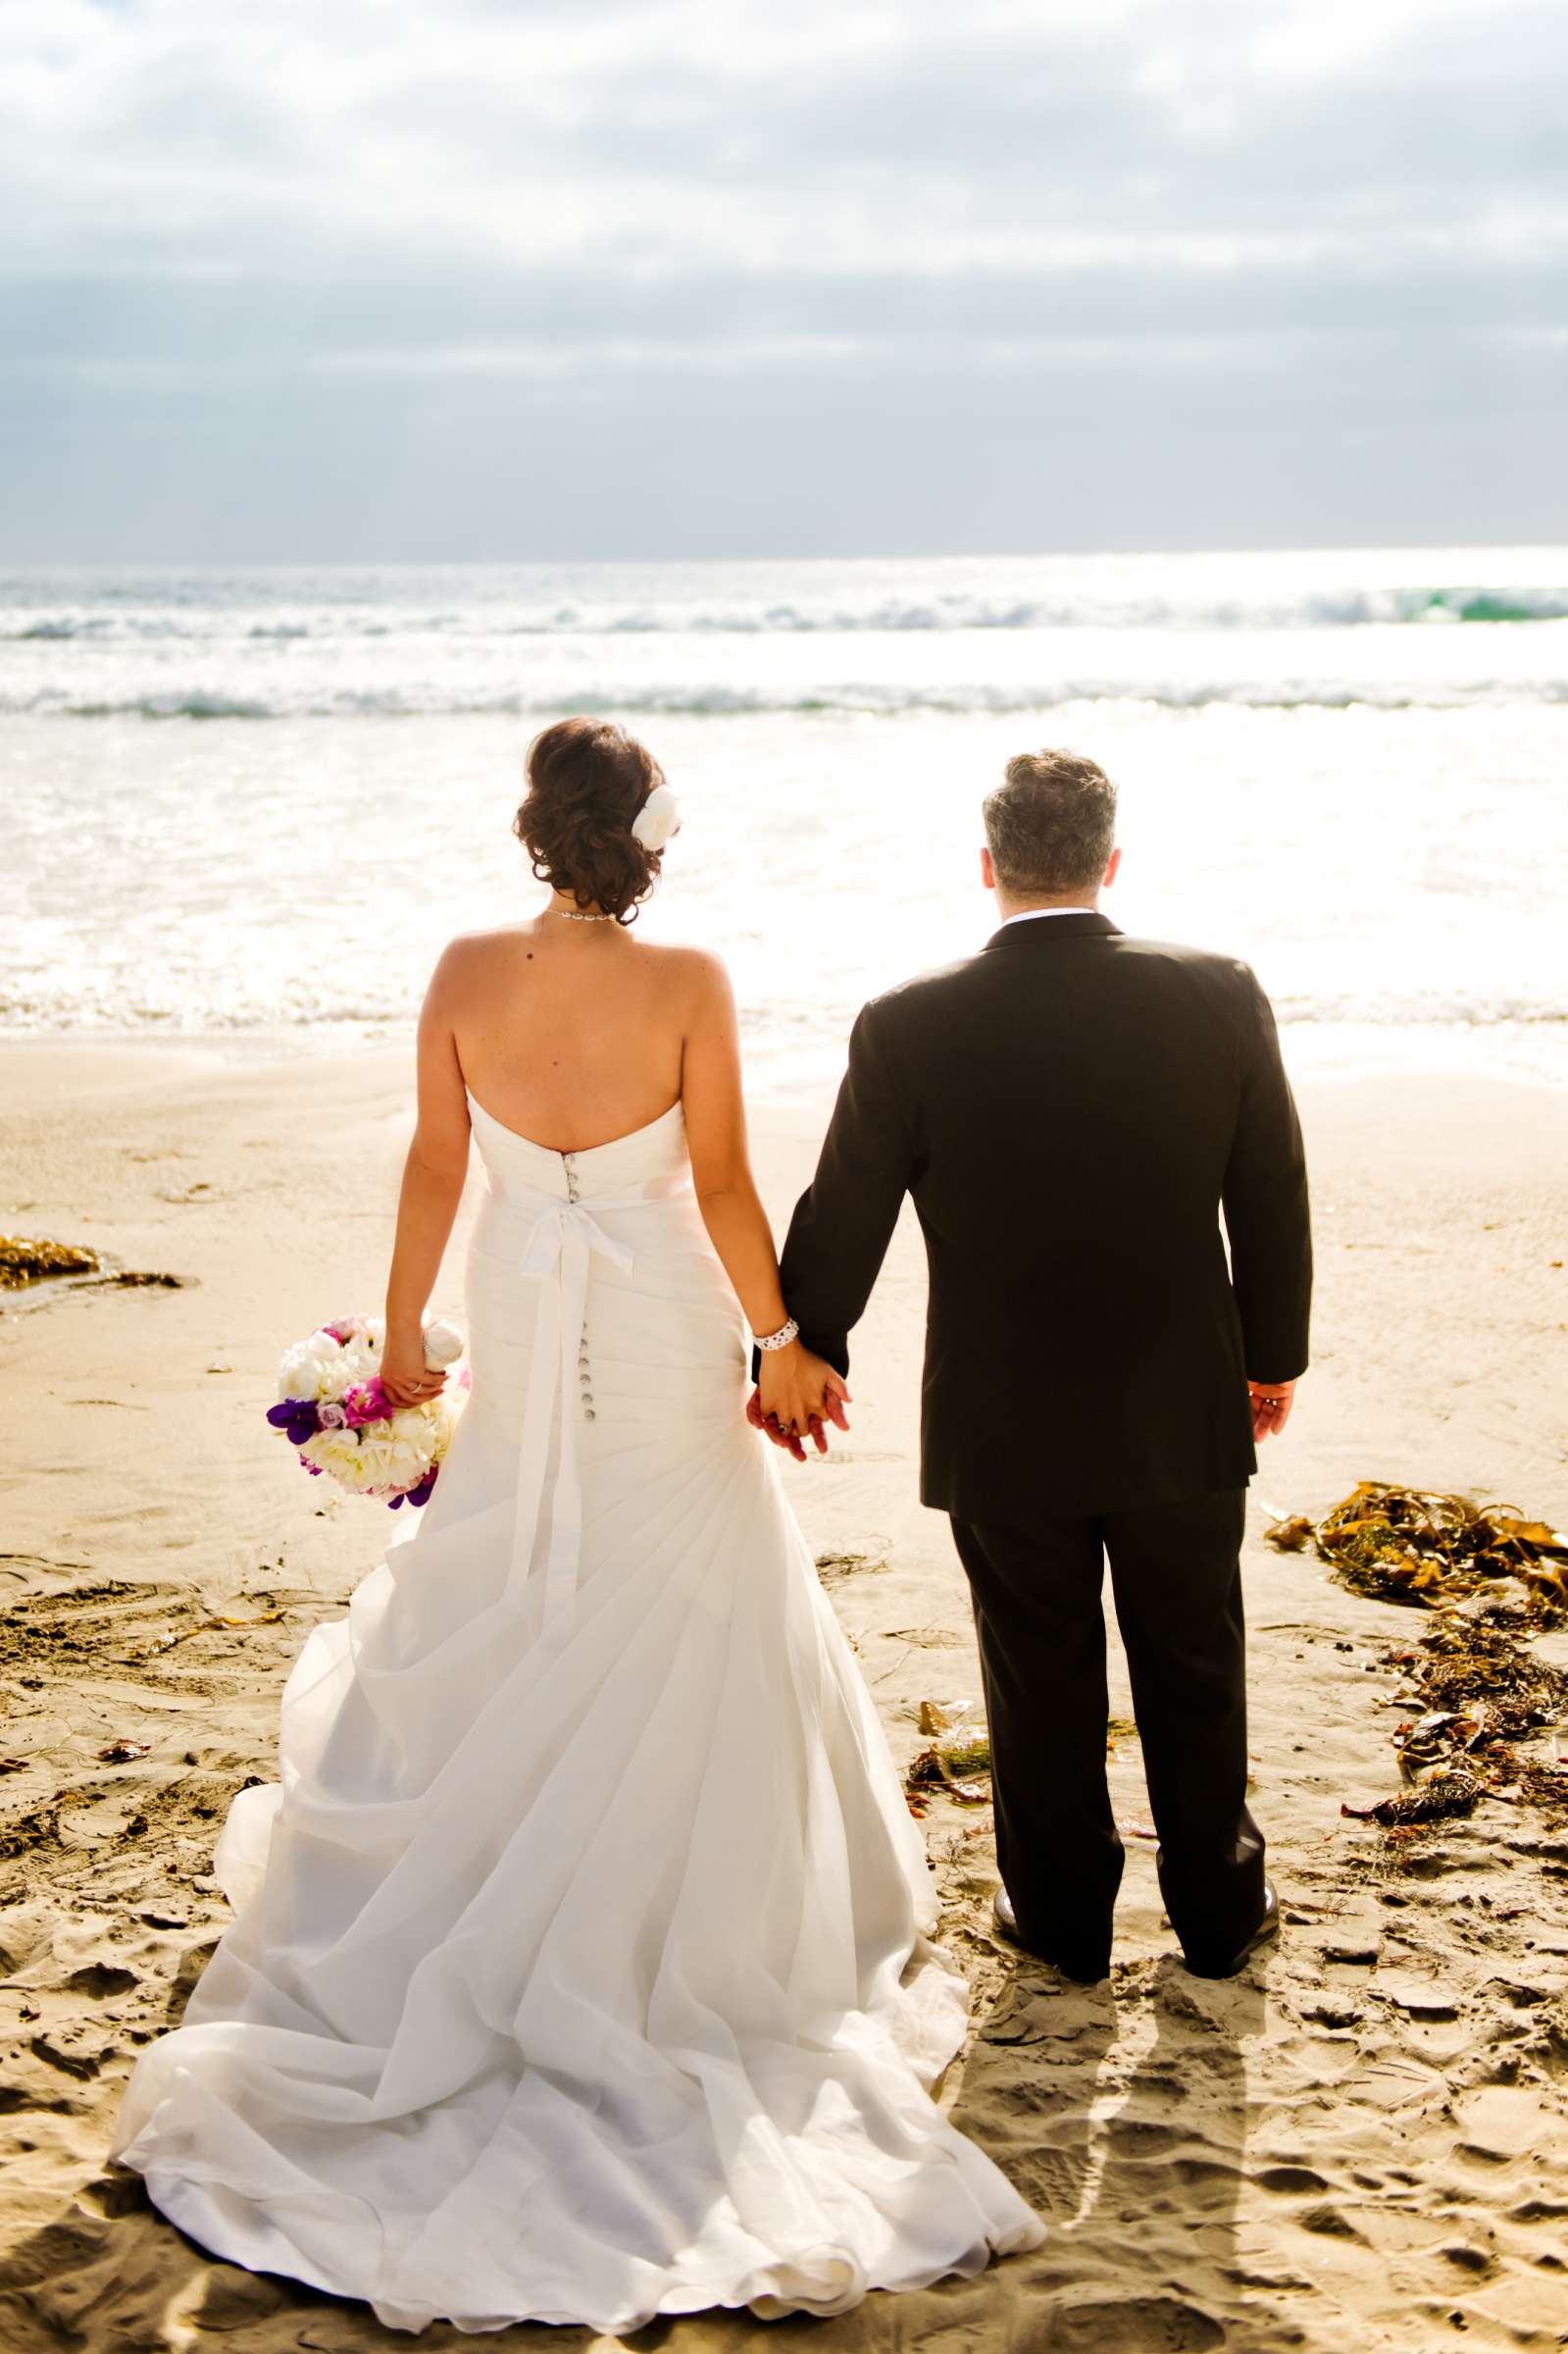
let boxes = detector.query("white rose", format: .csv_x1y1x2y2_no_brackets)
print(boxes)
279,1344,329,1402
300,1428,374,1490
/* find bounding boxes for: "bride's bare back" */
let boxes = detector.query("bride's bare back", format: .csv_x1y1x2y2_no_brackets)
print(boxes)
439,918,709,1152
379,715,846,1446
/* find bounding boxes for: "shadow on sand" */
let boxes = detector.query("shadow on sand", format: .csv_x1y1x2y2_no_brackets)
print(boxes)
938,1949,1273,2350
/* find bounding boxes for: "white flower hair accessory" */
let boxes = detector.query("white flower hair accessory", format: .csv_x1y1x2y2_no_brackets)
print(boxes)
631,783,680,852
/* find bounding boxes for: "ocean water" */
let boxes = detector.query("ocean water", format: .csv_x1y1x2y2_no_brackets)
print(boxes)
3,549,1566,1093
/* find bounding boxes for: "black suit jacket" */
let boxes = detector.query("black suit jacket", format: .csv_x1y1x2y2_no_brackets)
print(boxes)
779,913,1312,1521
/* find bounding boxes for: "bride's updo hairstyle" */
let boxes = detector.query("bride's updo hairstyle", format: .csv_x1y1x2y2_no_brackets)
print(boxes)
514,717,668,925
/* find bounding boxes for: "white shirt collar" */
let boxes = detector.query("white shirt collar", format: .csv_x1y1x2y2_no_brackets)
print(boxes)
998,906,1099,927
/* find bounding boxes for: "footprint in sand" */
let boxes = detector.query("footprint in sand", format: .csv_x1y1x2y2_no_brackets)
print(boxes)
1047,2295,1226,2351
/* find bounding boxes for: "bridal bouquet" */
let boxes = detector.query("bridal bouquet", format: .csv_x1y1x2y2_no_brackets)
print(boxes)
265,1314,469,1508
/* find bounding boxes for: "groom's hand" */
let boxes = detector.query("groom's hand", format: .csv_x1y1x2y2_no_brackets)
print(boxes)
1248,1378,1297,1441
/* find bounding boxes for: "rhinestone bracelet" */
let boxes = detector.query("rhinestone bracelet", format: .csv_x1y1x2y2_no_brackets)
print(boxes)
754,1316,800,1353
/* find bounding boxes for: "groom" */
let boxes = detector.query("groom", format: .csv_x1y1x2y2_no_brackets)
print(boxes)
766,748,1311,1983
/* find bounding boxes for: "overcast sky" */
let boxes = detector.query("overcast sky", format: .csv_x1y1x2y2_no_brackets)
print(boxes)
3,0,1564,562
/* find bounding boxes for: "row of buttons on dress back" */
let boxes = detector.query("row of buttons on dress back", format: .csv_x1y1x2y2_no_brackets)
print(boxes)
563,1151,596,1421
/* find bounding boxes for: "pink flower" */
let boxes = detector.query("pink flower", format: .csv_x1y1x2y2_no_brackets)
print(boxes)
317,1400,348,1429
342,1379,390,1428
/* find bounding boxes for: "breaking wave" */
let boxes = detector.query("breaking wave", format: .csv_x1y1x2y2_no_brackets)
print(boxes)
5,583,1568,642
11,677,1568,720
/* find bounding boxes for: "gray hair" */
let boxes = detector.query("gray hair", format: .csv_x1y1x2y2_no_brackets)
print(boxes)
983,748,1117,896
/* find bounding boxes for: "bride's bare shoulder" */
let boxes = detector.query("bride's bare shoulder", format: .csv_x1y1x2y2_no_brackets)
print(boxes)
635,940,733,1003
443,926,531,949
426,926,532,995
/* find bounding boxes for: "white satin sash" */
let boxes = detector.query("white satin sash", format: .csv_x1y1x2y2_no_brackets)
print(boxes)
495,1181,663,1633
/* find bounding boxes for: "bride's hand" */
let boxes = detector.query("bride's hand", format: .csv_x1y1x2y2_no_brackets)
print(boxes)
381,1327,447,1410
757,1342,851,1454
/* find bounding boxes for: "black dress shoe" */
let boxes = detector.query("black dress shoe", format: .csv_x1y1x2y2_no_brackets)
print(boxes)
991,1890,1105,1984
1183,1880,1281,1980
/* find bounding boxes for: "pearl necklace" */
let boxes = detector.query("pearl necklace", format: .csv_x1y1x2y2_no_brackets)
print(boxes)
549,907,616,923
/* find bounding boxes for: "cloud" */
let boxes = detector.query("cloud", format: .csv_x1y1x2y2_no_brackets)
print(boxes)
0,0,1563,556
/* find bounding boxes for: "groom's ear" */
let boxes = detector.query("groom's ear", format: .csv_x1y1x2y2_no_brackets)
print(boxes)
981,844,996,893
1103,846,1123,890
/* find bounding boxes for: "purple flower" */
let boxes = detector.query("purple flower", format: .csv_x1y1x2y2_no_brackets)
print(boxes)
386,1466,438,1510
317,1400,348,1429
268,1397,321,1447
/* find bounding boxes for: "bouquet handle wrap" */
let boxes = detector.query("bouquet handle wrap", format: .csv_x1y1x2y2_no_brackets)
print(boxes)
423,1318,465,1372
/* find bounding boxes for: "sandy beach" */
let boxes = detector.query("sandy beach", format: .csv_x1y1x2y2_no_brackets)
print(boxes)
2,1037,1566,2354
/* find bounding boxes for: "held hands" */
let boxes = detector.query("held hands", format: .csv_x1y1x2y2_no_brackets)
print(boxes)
381,1326,449,1411
747,1389,830,1462
1248,1377,1296,1443
750,1341,852,1462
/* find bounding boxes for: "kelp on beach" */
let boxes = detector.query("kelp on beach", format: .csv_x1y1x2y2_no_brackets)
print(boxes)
0,1236,187,1297
1342,1620,1568,1831
1268,1483,1568,1848
0,1235,100,1287
903,1705,1142,1817
905,1699,991,1812
1267,1480,1568,1622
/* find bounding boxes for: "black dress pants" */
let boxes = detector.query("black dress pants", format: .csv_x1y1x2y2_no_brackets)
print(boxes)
949,1489,1265,1980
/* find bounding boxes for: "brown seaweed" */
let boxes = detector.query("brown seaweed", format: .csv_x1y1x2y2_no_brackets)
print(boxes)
1267,1482,1567,1622
1409,1628,1567,1739
906,1735,993,1805
1342,1772,1481,1827
903,1707,1141,1809
0,1235,100,1288
1513,1760,1568,1815
1345,1590,1567,1847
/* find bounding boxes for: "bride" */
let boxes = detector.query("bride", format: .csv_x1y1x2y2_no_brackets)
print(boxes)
110,717,1044,2333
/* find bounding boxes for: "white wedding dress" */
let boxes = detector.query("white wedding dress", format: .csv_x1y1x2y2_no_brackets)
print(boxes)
111,1091,1043,2333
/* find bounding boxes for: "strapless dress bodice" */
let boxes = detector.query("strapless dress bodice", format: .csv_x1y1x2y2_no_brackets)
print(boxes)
465,1090,692,1208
